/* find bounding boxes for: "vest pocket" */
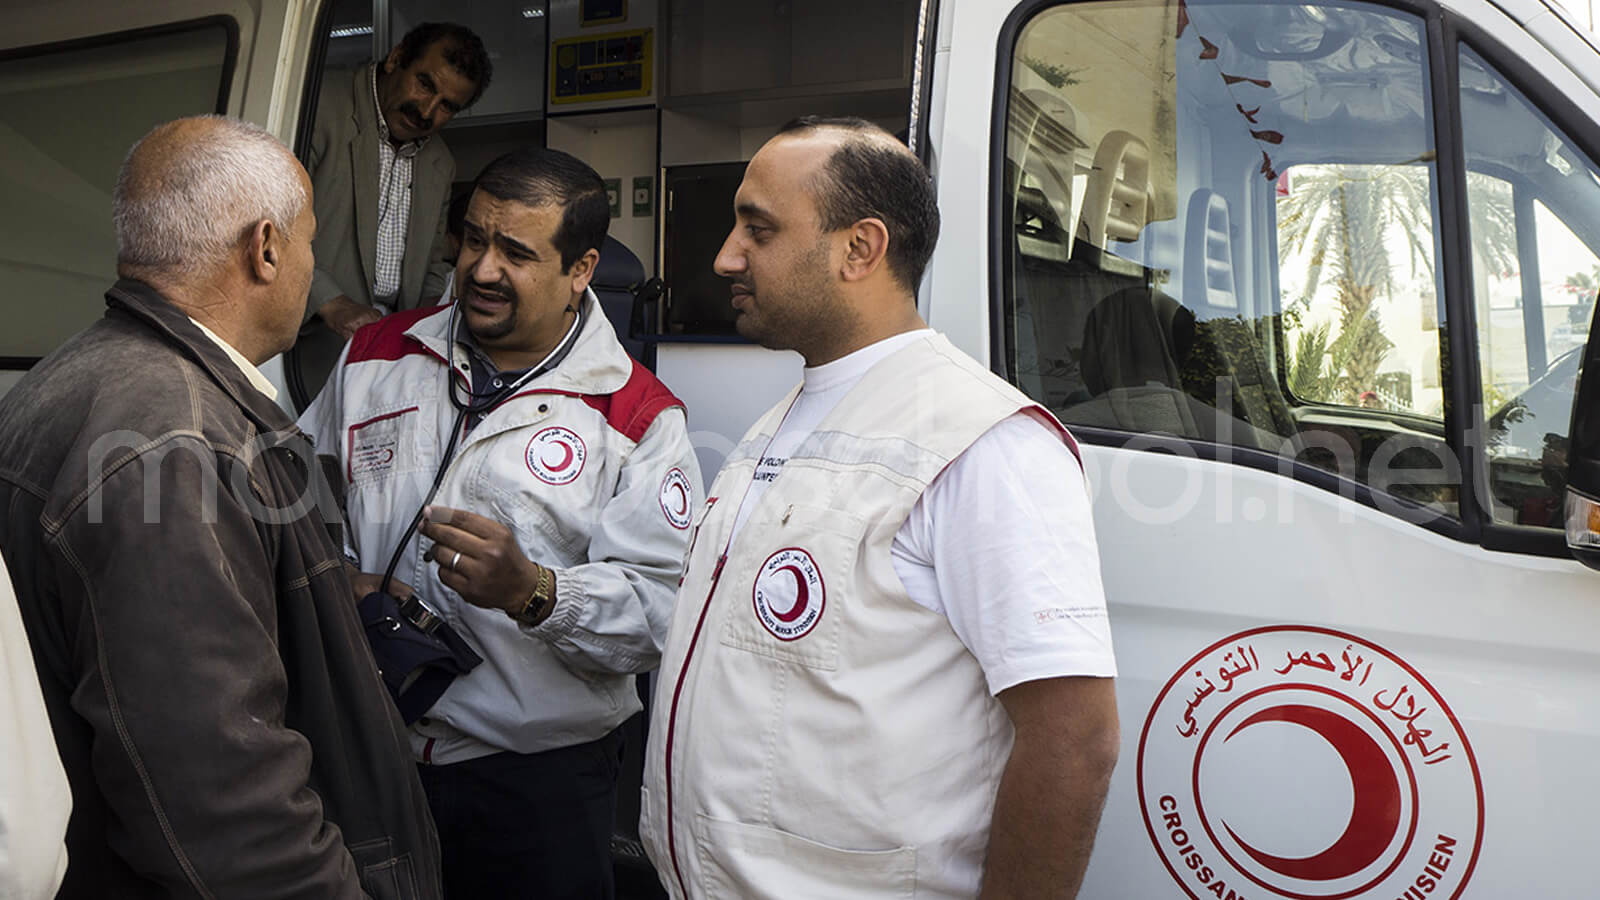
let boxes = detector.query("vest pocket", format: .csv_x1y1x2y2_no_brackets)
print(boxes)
718,504,865,671
697,815,915,900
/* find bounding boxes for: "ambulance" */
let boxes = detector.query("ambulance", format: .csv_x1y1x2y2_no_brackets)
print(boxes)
6,0,1600,896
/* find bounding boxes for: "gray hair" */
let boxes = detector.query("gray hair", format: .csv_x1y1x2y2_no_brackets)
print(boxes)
114,115,306,275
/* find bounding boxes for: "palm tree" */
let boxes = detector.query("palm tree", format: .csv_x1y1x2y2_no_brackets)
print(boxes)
1277,164,1434,405
1278,164,1520,409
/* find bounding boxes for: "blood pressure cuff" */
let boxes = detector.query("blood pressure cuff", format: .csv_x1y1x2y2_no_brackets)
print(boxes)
358,590,484,724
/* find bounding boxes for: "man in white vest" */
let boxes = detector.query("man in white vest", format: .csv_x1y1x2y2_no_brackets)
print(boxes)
641,116,1120,899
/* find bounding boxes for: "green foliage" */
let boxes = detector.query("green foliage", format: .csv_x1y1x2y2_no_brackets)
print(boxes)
1022,56,1083,89
1288,320,1333,400
1277,166,1436,306
1333,283,1396,405
1277,166,1420,404
1464,173,1520,280
1278,163,1516,409
1285,303,1394,405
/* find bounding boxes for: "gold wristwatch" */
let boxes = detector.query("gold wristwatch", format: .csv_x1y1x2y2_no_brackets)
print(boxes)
509,563,555,626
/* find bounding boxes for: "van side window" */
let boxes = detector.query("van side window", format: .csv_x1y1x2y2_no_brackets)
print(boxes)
1460,45,1600,529
1004,2,1459,522
0,23,233,395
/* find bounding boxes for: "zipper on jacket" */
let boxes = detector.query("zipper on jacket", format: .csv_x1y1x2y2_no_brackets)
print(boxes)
663,551,727,898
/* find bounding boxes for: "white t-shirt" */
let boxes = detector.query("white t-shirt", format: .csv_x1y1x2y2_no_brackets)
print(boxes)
730,330,1116,694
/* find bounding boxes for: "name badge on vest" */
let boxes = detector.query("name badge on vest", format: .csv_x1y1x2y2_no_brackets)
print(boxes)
347,406,418,483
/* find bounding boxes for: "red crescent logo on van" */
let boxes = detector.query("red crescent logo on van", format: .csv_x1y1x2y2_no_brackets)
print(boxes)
752,547,824,640
1137,626,1482,900
525,427,586,485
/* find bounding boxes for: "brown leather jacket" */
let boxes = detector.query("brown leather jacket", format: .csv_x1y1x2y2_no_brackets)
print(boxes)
0,279,442,900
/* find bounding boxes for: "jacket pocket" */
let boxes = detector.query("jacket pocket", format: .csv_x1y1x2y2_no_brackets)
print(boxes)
696,815,916,900
349,836,419,900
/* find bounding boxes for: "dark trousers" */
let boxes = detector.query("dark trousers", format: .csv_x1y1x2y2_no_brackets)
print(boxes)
417,728,624,900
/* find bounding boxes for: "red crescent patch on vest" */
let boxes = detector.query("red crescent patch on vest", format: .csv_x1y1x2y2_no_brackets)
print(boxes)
752,547,825,641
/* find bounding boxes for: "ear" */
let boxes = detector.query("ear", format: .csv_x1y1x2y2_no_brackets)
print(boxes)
383,46,402,75
567,247,601,296
840,217,890,284
247,219,279,285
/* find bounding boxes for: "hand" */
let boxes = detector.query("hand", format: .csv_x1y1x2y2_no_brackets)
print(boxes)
419,506,548,621
318,295,385,340
348,569,414,604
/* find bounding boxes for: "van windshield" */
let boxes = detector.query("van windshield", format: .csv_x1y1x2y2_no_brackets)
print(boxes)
1003,0,1455,521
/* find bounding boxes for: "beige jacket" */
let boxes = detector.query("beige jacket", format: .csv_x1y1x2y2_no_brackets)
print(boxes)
289,64,456,405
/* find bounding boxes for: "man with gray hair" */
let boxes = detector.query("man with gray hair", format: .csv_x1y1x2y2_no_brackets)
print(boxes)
0,115,443,900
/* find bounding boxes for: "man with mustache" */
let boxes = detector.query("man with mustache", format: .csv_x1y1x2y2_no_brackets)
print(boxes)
300,147,700,899
287,22,492,407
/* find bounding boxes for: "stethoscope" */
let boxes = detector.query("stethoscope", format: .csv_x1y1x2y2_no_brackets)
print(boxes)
442,276,587,416
378,278,588,595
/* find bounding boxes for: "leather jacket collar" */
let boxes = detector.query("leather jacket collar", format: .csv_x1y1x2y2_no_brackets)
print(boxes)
104,278,295,434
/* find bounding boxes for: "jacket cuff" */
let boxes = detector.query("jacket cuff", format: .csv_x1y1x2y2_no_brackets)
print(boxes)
526,566,584,639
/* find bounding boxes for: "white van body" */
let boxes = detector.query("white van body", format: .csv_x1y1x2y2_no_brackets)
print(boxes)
4,0,1599,897
929,1,1600,897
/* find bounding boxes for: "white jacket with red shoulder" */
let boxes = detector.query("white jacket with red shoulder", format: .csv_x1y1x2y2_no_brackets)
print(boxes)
300,291,702,761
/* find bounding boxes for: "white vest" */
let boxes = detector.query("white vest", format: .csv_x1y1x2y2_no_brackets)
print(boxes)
643,333,1063,899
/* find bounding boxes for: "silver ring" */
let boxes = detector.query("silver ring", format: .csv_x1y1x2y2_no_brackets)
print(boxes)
449,550,462,571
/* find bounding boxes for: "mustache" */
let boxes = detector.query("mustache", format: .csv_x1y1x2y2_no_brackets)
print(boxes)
397,101,432,130
464,279,515,303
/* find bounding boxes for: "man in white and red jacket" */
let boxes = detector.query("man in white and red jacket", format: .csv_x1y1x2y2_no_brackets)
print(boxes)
642,118,1120,900
302,147,700,900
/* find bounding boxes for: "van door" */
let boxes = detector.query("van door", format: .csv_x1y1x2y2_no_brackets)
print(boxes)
0,0,313,398
963,0,1600,896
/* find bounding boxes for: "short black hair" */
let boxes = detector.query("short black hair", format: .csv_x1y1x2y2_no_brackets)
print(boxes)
474,147,610,272
393,22,493,108
777,115,940,293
